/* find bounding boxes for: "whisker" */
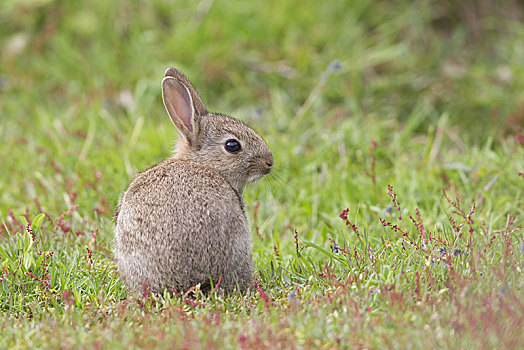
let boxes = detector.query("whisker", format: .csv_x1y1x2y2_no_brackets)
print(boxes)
263,177,277,198
271,172,286,184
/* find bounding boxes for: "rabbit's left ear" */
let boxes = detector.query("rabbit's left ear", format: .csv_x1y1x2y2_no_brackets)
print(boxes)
164,67,207,116
162,76,198,143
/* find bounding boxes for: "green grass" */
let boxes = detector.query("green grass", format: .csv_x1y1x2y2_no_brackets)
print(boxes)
1,0,523,348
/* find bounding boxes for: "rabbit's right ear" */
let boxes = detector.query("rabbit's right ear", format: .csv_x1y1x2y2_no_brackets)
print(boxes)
162,76,198,143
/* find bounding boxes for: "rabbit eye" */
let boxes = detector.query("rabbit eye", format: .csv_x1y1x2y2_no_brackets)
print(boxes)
225,139,242,153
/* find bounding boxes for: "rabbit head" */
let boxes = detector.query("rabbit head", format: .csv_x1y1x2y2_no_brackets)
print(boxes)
162,67,273,193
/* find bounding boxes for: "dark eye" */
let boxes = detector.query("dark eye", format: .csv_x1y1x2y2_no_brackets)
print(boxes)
224,139,242,153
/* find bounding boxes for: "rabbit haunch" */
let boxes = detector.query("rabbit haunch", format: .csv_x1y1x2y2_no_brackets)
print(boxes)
114,68,273,293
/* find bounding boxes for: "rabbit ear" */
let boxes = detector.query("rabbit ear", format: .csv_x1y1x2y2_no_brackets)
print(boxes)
164,67,207,116
162,76,198,141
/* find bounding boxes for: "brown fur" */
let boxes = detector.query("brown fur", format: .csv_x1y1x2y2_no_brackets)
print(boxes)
114,68,273,293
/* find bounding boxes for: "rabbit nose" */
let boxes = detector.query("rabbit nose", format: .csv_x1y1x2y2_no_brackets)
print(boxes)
264,154,274,169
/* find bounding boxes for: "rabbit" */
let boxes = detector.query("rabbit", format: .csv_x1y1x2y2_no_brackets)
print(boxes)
114,67,273,294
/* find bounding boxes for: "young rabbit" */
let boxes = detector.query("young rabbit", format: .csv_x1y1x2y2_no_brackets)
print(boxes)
114,67,273,293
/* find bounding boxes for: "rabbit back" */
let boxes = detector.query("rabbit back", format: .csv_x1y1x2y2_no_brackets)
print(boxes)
115,158,253,293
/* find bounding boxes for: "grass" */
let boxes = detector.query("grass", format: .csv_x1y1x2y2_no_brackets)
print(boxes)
1,0,523,348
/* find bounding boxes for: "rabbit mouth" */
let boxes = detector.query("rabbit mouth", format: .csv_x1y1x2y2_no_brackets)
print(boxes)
248,173,266,183
248,167,272,183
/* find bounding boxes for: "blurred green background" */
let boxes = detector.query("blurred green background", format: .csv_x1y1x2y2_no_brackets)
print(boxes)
2,0,523,133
